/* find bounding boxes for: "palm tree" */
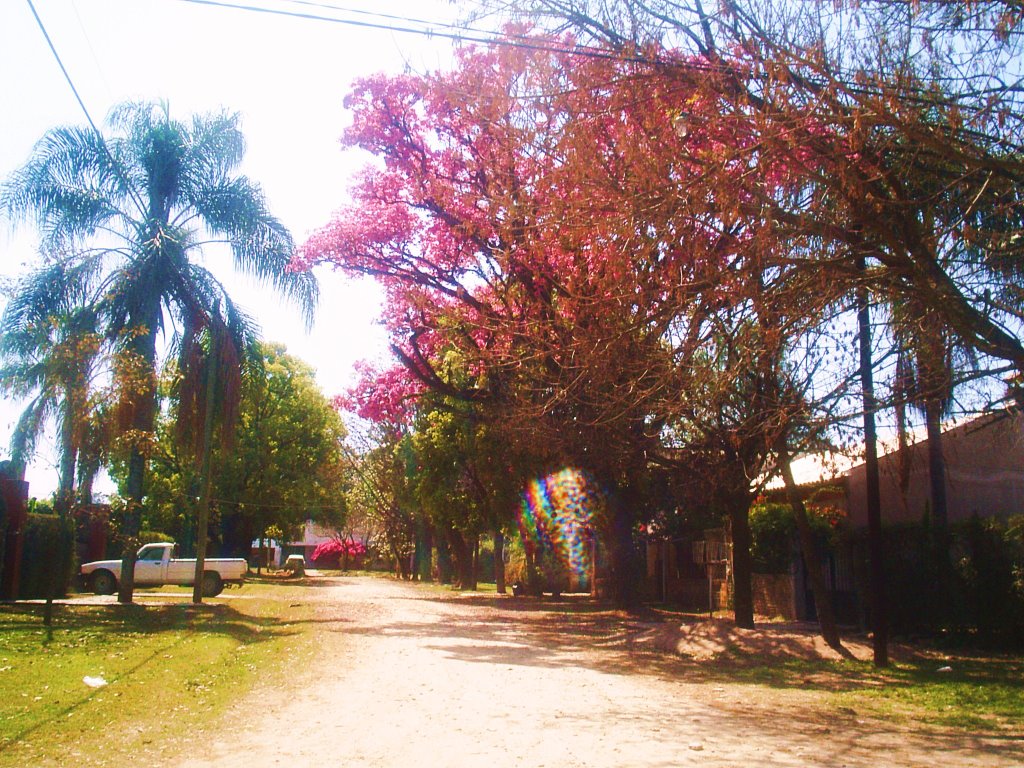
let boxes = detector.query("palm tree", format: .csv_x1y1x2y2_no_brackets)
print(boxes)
2,101,318,602
0,262,102,516
891,294,969,530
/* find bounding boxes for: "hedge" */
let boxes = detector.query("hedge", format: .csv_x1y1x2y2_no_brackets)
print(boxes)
17,513,76,600
843,515,1024,647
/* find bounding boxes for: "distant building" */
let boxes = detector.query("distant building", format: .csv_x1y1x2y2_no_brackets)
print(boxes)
847,411,1024,527
251,521,340,567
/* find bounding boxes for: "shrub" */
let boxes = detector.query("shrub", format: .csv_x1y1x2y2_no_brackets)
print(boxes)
311,538,366,569
18,513,76,599
748,501,838,574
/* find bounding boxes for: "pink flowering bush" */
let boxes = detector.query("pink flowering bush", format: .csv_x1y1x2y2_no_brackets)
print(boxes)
311,538,368,569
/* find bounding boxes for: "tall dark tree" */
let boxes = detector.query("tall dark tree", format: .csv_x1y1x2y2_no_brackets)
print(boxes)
2,101,318,602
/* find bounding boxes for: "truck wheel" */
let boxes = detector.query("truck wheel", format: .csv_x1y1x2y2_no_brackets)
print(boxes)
92,570,116,595
201,571,224,598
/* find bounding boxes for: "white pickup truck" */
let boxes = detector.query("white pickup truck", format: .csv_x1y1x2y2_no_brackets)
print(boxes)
81,542,248,597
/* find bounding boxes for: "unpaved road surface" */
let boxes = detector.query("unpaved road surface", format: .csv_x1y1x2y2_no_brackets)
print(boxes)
175,577,1022,768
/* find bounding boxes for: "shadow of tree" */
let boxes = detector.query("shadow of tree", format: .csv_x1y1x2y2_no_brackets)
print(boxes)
298,579,1023,745
0,601,307,749
302,579,1024,762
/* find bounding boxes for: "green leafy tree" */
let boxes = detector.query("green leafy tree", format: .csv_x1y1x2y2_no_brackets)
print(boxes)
1,102,317,602
411,394,524,591
341,425,419,578
143,343,347,557
214,343,347,556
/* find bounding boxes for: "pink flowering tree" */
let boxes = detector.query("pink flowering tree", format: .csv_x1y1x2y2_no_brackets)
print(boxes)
294,36,853,609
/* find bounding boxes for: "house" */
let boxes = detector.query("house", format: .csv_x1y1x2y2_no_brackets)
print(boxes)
847,410,1024,527
251,520,341,567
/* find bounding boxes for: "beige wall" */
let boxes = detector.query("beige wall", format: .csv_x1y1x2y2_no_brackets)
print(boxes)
847,412,1024,527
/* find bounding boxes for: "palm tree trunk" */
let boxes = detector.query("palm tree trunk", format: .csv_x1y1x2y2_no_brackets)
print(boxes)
55,398,77,518
193,328,219,604
857,264,888,667
47,402,78,627
924,399,948,529
118,312,160,604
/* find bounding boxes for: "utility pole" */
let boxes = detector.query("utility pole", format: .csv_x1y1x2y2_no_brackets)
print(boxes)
192,313,219,604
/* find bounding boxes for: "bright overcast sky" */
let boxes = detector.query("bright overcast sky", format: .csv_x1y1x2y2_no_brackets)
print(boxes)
0,0,464,492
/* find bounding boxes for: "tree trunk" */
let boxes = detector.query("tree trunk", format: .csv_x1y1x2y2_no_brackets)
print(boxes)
118,312,159,604
448,529,473,590
924,396,955,627
494,530,506,594
605,484,639,609
523,545,543,596
56,398,77,517
391,540,410,579
729,496,755,629
924,399,948,529
469,534,479,591
414,515,432,581
48,402,78,625
778,442,844,652
436,536,453,584
857,270,889,667
421,524,433,581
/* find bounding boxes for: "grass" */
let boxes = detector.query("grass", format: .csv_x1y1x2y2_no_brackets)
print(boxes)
675,643,1024,733
625,602,1024,733
0,582,325,768
835,655,1024,730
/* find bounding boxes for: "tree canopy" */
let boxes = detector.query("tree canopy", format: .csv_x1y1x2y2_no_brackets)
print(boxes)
142,342,348,557
2,101,318,601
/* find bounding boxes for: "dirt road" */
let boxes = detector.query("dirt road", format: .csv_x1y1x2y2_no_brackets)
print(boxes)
175,576,1022,768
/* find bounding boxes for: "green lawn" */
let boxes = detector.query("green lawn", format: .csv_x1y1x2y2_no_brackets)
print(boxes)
840,656,1024,730
705,652,1022,729
0,582,324,767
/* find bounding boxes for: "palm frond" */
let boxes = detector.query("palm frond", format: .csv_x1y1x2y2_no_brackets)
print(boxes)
186,176,318,325
182,109,246,187
1,125,131,251
9,394,52,469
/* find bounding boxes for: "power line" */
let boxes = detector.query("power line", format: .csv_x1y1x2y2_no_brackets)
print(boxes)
25,0,103,141
167,0,1021,119
169,0,656,64
24,0,147,218
276,0,492,36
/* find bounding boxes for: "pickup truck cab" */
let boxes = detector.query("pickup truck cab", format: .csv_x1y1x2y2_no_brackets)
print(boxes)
81,543,248,597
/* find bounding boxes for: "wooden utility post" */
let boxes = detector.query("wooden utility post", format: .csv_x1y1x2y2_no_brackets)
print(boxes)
192,319,219,604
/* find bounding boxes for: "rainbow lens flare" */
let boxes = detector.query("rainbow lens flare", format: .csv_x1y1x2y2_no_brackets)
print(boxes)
518,467,597,578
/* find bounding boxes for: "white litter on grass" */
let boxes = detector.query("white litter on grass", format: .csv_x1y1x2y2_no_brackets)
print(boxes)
937,666,953,673
83,676,107,688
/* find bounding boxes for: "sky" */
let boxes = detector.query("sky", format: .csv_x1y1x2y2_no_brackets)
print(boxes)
0,0,466,494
